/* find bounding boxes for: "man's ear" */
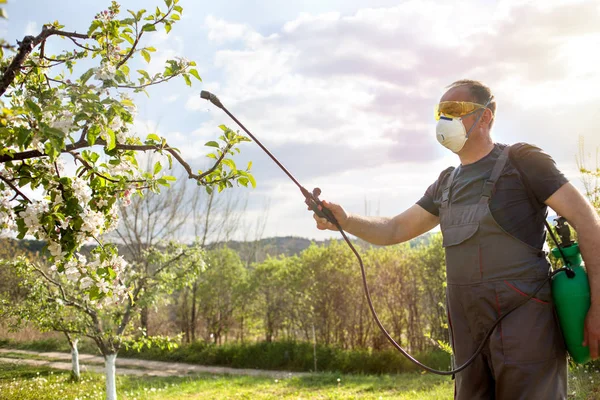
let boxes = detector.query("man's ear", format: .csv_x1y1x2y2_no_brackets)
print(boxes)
482,108,494,126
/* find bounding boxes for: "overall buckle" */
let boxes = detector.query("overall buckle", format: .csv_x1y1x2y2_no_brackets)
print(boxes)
481,179,495,198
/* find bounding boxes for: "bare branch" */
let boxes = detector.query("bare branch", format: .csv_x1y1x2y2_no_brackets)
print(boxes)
153,250,188,277
0,173,31,203
117,75,176,90
0,136,234,193
115,20,139,69
68,150,144,184
0,27,91,96
30,263,97,323
66,36,95,51
116,5,173,69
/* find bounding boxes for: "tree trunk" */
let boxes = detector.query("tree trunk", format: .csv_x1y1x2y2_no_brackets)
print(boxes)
191,281,198,341
70,339,80,381
240,313,244,344
105,353,118,400
140,306,149,336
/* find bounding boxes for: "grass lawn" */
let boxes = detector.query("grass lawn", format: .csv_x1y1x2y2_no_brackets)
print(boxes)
0,361,598,399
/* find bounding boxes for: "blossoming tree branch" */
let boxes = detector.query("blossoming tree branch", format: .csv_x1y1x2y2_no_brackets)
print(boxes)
0,1,255,306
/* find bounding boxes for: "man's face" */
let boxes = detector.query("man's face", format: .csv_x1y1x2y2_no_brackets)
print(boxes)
439,86,482,134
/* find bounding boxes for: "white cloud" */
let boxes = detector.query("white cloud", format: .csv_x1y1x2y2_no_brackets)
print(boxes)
187,0,600,239
164,94,180,103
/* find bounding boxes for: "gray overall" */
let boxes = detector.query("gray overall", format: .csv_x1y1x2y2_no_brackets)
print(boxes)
441,147,567,399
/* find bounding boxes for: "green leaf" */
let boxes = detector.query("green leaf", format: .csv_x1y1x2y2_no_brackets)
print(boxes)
80,68,95,84
146,133,161,142
205,141,219,148
165,0,173,7
163,175,176,181
142,23,157,32
87,125,100,146
137,69,151,81
17,129,31,147
153,161,162,174
170,14,180,21
183,74,191,86
145,46,156,52
223,159,236,171
248,174,257,188
165,22,172,33
141,49,151,63
106,128,116,151
174,5,183,13
189,69,202,81
121,33,135,45
87,20,101,36
16,219,26,239
89,286,101,301
25,99,41,117
247,161,252,170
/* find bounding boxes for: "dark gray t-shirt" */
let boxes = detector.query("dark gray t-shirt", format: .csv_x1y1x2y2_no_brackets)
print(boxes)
417,143,568,249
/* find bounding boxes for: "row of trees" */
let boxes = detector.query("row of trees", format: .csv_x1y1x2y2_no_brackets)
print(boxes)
1,232,448,354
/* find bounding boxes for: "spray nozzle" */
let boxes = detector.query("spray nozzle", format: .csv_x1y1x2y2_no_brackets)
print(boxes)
555,217,574,247
200,91,224,109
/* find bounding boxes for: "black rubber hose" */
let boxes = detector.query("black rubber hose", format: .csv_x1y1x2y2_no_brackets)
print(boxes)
200,90,571,376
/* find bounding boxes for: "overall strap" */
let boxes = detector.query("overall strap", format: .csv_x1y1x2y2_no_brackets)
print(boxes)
479,146,511,204
441,167,459,209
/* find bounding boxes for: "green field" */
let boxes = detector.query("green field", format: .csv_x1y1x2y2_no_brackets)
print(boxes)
0,361,449,400
1,361,599,400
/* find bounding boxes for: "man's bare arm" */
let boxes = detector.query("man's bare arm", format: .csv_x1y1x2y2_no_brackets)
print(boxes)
314,201,439,246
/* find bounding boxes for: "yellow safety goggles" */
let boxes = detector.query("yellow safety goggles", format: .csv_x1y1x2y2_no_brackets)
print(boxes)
434,101,487,121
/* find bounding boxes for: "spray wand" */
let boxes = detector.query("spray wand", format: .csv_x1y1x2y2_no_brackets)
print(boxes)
199,90,578,375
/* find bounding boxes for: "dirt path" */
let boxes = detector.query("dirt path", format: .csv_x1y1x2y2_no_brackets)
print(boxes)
0,348,310,378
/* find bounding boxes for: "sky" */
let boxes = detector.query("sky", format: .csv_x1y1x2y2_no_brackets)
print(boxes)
3,0,600,242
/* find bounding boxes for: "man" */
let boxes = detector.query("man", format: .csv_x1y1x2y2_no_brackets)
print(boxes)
312,80,600,399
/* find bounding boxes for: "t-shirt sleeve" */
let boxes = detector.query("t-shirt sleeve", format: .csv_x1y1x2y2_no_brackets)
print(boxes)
416,167,454,216
510,142,569,203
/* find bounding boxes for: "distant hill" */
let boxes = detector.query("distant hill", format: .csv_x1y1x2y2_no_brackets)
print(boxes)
3,231,438,266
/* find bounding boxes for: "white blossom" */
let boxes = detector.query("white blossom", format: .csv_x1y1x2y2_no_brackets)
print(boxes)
47,241,63,259
79,277,94,290
71,177,92,205
94,63,116,81
96,198,109,208
53,192,64,206
65,265,81,282
48,111,76,133
59,217,70,229
18,200,50,238
97,279,110,294
0,189,16,231
109,115,123,132
80,209,105,237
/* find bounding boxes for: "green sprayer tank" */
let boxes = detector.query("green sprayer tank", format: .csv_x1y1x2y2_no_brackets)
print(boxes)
551,217,591,364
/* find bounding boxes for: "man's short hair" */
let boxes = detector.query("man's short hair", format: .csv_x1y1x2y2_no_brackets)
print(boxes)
447,79,497,127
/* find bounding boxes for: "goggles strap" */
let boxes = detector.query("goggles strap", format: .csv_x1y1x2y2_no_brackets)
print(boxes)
465,96,494,138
